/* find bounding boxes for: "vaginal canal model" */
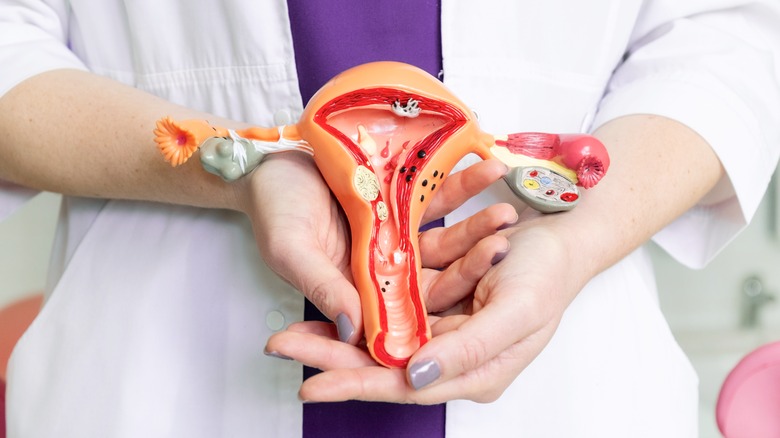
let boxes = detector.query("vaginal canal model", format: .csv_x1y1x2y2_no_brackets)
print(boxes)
153,61,610,368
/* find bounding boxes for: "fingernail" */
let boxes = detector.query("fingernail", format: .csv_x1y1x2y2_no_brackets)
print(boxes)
496,220,517,231
336,313,355,343
264,350,293,360
496,210,519,231
409,360,441,390
491,245,511,265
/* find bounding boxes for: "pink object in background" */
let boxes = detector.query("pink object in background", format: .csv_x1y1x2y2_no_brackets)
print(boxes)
0,293,43,438
0,294,43,382
717,340,780,438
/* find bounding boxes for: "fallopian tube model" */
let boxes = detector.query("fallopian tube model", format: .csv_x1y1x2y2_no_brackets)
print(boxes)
153,61,609,368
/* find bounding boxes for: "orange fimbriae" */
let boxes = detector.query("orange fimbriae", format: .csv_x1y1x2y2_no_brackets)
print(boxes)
153,61,610,368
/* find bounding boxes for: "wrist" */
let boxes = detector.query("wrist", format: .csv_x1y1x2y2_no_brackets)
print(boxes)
233,152,321,217
506,208,608,291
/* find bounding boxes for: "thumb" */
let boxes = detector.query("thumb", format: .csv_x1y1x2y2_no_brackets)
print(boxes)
269,246,364,345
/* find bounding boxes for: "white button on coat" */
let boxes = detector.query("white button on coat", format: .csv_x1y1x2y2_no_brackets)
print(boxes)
265,310,285,331
273,109,293,126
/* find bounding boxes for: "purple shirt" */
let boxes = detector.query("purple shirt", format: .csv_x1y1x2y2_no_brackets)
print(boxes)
286,1,446,436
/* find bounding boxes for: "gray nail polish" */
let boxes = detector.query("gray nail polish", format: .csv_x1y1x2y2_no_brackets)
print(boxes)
491,248,510,265
409,360,441,390
264,350,293,360
496,221,516,231
336,313,355,343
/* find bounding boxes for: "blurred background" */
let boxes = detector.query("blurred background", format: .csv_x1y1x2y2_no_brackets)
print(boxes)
2,178,779,436
651,169,780,437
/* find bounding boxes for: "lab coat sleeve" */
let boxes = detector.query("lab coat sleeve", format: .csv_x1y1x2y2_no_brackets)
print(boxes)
0,1,88,220
590,1,780,268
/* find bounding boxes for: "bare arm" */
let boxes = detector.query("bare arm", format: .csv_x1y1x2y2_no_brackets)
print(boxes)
546,114,724,281
0,69,244,210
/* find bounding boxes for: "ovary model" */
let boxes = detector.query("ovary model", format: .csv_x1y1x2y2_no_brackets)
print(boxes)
153,61,609,368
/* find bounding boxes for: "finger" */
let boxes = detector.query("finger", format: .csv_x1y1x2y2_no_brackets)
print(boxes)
267,245,363,344
422,234,510,312
422,159,508,222
408,339,538,403
265,327,376,370
412,318,565,402
407,265,533,388
419,300,520,376
407,286,559,396
412,225,579,390
429,314,469,336
285,320,338,338
267,328,418,404
300,366,412,403
290,314,530,404
299,341,530,404
419,203,516,269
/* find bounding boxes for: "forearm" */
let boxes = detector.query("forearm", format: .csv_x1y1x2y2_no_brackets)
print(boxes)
0,69,248,210
523,114,724,287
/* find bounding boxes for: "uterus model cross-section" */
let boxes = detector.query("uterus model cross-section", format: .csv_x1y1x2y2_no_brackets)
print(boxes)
153,61,610,368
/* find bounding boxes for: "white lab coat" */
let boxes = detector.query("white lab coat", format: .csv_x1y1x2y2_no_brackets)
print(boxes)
2,1,780,437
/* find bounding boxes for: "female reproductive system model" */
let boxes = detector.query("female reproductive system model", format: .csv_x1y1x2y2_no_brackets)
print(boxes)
153,61,610,368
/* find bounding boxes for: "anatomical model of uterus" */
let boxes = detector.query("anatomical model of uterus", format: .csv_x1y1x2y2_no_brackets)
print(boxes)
154,61,609,368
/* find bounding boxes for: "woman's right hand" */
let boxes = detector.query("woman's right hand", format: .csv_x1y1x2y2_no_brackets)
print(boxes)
240,153,515,345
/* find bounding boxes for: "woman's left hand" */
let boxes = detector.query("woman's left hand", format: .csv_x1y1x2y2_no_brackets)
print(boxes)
265,217,587,404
